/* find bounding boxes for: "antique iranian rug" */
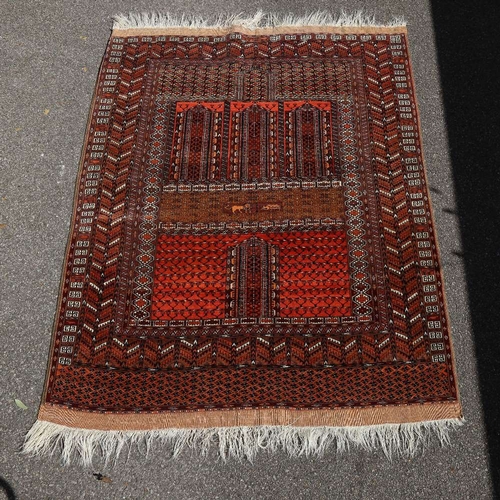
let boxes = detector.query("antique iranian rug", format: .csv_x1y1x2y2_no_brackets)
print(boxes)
24,12,463,464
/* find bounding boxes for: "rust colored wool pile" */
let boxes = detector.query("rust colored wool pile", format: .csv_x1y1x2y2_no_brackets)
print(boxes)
25,14,462,464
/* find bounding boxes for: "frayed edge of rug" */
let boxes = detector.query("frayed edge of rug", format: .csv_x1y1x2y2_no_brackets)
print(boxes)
112,11,406,31
23,419,463,466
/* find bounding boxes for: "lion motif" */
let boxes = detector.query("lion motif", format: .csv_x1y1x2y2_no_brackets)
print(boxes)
230,203,251,214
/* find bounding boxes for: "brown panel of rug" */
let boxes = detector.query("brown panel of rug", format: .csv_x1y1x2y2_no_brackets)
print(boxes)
24,13,462,465
159,185,344,224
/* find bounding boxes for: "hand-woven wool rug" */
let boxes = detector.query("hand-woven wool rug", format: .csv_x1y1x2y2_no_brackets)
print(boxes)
24,12,463,465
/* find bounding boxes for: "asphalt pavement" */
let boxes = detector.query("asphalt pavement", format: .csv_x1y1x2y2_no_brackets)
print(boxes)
0,0,493,498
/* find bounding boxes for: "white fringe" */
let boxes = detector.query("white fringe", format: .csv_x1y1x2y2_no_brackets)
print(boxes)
112,11,406,31
23,419,462,467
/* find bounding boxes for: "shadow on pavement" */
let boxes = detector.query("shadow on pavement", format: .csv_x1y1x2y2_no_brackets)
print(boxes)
0,477,16,500
430,1,500,496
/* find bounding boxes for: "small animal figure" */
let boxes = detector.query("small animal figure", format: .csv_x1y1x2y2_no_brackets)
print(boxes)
231,203,251,213
261,203,281,211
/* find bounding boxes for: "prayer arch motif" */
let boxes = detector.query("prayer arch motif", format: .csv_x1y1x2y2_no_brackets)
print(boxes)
168,102,224,182
283,101,335,178
226,236,279,318
227,101,280,181
167,100,336,183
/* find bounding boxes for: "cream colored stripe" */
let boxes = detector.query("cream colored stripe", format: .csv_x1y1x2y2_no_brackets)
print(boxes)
39,401,462,431
111,25,407,37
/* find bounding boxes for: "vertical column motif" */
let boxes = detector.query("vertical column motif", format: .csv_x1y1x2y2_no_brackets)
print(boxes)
283,101,335,178
169,102,224,181
228,102,279,180
227,237,279,318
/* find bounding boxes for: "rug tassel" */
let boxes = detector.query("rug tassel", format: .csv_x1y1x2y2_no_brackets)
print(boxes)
23,419,463,466
112,11,406,31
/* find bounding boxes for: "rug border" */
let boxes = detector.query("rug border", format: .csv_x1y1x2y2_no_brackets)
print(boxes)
404,33,463,413
38,50,109,407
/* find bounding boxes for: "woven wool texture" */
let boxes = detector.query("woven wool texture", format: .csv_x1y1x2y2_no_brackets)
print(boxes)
26,15,462,463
